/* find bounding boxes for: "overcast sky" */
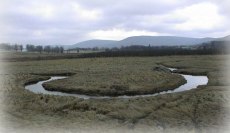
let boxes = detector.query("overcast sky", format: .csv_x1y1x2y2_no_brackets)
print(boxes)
0,0,229,45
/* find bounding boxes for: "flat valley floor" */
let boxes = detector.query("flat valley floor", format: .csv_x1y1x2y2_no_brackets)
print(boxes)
0,54,230,133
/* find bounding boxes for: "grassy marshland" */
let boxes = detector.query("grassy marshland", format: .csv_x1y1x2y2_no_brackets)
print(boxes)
1,54,230,133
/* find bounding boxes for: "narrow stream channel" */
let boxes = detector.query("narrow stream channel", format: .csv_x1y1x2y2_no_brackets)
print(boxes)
25,67,208,99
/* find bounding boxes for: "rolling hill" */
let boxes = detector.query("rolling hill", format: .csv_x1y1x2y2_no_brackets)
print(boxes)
65,40,117,49
67,36,219,49
115,36,215,47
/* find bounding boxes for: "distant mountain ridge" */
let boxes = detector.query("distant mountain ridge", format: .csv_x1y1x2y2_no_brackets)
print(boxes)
66,35,226,49
65,40,117,49
115,36,216,47
219,35,230,41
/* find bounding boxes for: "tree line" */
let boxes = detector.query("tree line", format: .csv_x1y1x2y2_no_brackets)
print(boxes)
0,43,64,53
75,41,229,58
26,44,64,53
0,43,23,52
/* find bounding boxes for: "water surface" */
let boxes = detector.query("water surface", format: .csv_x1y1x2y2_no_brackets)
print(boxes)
25,68,208,99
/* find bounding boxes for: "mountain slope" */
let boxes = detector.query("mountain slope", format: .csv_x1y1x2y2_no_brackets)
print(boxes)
68,36,220,49
115,36,216,47
219,35,230,41
67,39,117,49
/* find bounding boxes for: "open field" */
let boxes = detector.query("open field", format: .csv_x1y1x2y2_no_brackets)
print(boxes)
1,54,230,132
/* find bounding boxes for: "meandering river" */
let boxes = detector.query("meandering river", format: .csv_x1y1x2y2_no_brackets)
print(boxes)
25,67,208,99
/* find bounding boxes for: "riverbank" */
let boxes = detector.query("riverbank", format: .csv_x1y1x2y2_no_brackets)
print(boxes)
25,67,208,99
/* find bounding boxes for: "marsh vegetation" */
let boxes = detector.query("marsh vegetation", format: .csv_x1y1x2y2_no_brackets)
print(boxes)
1,53,230,132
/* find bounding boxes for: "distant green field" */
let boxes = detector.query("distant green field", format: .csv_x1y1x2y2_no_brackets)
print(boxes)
1,54,230,132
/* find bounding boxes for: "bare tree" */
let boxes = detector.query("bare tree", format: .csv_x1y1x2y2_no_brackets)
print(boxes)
14,44,18,52
19,45,23,52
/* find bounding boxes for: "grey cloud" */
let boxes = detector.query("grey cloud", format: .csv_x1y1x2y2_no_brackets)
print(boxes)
0,0,229,45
